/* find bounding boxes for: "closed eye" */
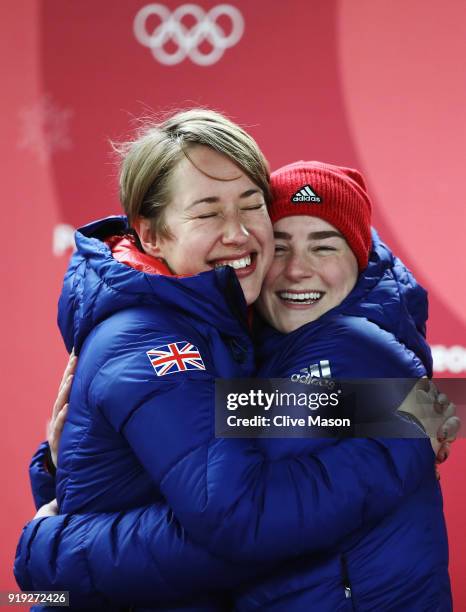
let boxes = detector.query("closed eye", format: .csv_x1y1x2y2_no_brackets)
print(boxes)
196,212,218,219
241,203,265,211
313,245,336,252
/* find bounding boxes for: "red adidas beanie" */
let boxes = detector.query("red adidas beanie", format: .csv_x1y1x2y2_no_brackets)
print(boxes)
269,161,372,270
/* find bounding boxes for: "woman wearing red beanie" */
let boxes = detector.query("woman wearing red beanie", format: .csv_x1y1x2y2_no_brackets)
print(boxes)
250,160,452,610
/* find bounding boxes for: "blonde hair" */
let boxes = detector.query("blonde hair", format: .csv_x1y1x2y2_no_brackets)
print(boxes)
114,109,270,237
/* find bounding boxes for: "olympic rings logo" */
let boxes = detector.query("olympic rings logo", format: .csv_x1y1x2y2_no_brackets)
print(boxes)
133,4,244,66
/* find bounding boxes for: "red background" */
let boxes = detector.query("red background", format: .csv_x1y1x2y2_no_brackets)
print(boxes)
2,0,465,606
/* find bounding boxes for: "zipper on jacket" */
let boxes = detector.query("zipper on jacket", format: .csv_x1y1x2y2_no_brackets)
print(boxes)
340,554,352,599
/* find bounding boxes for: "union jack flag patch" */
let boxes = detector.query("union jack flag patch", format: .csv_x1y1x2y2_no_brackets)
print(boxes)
146,341,206,376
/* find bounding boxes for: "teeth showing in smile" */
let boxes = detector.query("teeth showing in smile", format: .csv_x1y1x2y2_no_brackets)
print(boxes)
215,255,251,270
278,291,323,304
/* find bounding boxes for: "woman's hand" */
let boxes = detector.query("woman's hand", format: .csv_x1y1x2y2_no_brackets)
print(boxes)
426,382,460,478
400,379,460,470
417,379,460,452
34,498,58,520
47,351,77,467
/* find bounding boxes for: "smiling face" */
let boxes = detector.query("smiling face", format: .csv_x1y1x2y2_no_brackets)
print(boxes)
256,216,359,333
151,145,274,305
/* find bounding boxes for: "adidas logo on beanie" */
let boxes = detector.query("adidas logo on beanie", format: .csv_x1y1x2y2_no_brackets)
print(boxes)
269,160,372,270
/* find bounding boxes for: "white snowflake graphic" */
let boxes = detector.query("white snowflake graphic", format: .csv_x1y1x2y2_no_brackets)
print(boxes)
18,94,73,163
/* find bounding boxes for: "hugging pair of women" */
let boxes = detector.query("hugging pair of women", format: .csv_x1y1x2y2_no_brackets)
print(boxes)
15,109,457,611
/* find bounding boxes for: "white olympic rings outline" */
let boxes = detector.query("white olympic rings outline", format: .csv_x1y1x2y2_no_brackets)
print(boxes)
133,3,244,66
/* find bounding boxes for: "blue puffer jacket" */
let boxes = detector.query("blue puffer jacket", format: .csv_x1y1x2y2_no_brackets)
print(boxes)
15,218,447,610
234,231,451,611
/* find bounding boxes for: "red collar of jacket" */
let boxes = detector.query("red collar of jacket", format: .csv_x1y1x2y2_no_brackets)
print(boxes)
105,234,173,275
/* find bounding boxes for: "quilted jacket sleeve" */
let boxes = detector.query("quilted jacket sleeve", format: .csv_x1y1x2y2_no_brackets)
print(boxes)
29,442,56,510
14,504,269,608
15,438,431,605
92,330,434,564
